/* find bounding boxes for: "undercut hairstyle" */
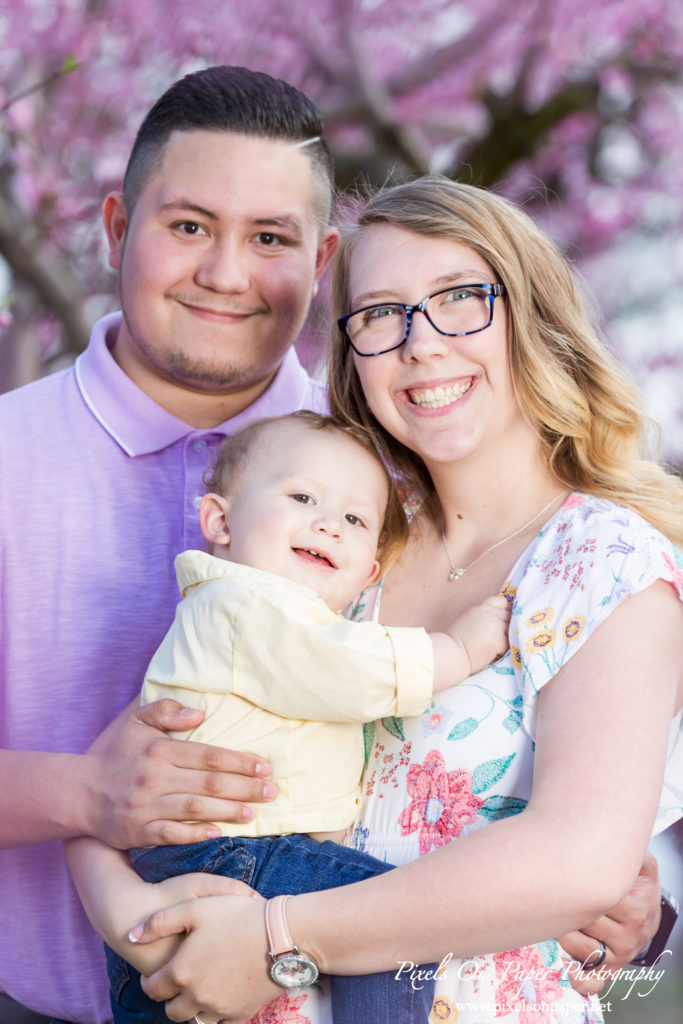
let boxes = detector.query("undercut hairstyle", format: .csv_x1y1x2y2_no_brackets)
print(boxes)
328,176,683,547
204,411,409,575
123,65,335,227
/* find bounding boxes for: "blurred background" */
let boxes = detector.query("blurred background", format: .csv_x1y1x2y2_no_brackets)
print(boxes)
0,1,681,1018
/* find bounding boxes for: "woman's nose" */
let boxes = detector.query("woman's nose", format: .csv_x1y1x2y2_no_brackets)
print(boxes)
401,310,450,362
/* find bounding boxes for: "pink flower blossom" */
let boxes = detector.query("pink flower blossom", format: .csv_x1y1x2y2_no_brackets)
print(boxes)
398,749,484,855
247,991,311,1024
493,946,564,1024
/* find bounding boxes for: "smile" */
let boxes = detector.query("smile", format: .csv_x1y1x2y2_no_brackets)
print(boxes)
408,380,472,409
293,548,337,570
177,300,260,322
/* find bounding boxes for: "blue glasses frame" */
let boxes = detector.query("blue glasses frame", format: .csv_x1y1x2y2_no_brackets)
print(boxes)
338,283,507,357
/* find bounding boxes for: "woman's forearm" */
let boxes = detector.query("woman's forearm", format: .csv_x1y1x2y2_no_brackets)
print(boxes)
289,808,635,976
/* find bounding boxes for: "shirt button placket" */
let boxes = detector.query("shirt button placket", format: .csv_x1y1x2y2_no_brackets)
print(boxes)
184,435,215,550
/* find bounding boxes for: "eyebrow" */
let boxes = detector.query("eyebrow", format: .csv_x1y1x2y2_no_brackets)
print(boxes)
352,271,489,308
160,200,218,220
159,201,304,239
253,216,304,239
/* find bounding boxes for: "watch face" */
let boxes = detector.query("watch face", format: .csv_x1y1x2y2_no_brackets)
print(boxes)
270,952,320,988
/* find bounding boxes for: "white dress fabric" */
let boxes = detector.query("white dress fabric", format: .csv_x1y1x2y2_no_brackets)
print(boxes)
247,493,683,1024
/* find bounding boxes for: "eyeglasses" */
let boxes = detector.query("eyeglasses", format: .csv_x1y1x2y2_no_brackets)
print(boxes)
338,283,507,358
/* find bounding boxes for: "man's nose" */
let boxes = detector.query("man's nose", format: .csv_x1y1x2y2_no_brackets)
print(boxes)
194,238,250,293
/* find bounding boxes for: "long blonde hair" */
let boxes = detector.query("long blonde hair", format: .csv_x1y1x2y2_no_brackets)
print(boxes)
328,177,683,547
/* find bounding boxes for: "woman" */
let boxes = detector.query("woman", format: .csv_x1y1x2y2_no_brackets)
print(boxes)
70,178,683,1024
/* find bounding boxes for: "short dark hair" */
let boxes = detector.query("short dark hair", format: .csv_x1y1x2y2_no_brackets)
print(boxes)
204,411,409,576
123,65,335,224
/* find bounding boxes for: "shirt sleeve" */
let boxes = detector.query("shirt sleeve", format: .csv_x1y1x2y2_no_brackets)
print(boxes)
230,581,434,723
509,494,683,833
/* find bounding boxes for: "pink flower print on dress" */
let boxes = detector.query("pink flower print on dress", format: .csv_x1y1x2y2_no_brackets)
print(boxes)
493,946,564,1024
398,749,484,855
563,494,586,510
247,991,311,1024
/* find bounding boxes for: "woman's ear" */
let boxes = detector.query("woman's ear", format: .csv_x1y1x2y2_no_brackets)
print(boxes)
199,493,231,549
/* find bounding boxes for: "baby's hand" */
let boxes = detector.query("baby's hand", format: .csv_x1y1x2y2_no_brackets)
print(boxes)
452,594,511,675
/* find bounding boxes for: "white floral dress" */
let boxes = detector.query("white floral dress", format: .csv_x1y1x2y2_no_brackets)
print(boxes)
248,494,683,1024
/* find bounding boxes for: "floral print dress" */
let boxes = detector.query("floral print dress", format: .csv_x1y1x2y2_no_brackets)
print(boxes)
249,494,683,1024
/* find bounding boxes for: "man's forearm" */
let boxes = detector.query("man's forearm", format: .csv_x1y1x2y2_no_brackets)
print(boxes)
65,837,181,974
0,749,92,847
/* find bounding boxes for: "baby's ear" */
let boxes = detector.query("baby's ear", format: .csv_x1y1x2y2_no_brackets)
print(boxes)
199,493,231,547
364,559,382,588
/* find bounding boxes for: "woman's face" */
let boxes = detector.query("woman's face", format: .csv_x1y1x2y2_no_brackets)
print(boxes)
348,224,529,471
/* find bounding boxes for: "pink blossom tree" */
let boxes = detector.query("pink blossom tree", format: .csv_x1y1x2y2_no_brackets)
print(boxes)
1,0,682,458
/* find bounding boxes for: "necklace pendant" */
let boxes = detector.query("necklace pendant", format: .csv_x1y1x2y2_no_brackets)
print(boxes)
448,566,466,581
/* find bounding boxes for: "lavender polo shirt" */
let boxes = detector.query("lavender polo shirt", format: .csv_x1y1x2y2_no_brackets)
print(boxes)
0,312,327,1023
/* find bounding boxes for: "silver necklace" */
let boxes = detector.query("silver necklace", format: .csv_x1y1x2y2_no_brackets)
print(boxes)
441,493,565,582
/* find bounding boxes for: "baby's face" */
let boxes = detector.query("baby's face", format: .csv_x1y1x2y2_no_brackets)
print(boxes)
222,421,388,609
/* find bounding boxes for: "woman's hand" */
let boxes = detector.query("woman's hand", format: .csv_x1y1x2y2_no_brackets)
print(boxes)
558,852,661,995
85,698,275,848
131,893,282,1023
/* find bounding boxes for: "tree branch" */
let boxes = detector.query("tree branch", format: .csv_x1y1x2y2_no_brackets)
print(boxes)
0,189,90,354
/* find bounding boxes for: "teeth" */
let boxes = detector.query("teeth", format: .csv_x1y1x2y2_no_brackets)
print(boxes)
409,381,472,408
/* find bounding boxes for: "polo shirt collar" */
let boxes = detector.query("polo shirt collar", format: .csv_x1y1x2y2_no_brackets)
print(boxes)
74,312,316,456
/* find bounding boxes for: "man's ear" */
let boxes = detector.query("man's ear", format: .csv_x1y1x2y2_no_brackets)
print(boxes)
102,191,128,271
312,227,340,296
199,493,231,548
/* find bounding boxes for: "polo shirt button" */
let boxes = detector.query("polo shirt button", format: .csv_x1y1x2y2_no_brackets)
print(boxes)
193,440,207,453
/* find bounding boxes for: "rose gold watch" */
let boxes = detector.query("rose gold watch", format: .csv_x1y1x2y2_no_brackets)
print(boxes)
265,895,320,989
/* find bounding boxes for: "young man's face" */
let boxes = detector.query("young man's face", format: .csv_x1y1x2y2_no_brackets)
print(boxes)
204,420,387,610
104,130,337,421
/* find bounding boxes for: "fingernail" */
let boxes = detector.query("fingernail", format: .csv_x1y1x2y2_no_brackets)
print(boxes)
179,707,198,718
255,760,271,776
242,806,254,822
128,926,142,943
206,826,222,838
263,782,277,799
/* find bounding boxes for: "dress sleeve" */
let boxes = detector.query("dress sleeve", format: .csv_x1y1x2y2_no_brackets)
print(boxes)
509,494,683,833
231,581,433,723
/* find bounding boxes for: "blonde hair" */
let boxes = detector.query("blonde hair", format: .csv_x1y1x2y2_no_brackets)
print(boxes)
328,177,683,547
204,411,409,574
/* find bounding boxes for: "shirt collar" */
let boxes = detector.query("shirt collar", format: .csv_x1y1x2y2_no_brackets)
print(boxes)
74,312,316,456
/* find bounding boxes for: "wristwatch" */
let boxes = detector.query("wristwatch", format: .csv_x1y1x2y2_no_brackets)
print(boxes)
265,895,320,989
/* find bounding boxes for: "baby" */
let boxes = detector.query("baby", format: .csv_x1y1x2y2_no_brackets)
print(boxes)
107,411,510,1024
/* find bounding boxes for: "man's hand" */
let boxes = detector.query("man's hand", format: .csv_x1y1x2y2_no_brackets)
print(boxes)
559,853,661,995
84,698,276,849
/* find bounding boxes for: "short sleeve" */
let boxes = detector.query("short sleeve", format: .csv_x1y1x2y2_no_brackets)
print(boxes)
509,494,683,832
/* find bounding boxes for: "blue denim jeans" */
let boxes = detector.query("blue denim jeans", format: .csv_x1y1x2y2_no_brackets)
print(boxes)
107,834,435,1024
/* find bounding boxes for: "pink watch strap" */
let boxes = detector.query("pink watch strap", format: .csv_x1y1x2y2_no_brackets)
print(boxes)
265,894,294,956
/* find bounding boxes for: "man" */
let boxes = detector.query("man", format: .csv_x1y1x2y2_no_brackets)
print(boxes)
0,65,337,1024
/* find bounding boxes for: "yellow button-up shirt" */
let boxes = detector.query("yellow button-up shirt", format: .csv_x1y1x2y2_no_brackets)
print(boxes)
142,551,433,836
